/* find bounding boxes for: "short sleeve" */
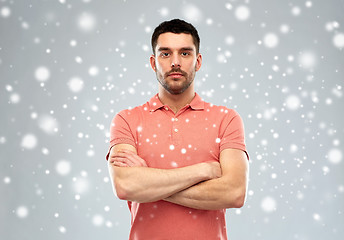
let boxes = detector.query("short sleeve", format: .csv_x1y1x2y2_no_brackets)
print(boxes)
105,112,137,160
219,110,249,160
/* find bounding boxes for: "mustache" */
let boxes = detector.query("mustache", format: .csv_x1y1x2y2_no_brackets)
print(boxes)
164,68,187,78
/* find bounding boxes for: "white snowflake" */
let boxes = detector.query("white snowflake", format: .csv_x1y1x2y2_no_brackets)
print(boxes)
68,77,84,92
21,134,38,150
263,33,279,48
182,4,202,23
55,160,71,176
327,148,342,164
77,12,96,32
235,5,250,21
92,214,104,226
261,196,277,213
16,206,29,218
34,66,50,82
1,6,11,18
333,33,344,48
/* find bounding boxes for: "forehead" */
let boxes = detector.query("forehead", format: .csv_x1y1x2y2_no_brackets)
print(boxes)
156,32,195,51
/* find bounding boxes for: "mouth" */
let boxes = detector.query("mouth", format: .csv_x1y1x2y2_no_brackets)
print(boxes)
168,73,184,78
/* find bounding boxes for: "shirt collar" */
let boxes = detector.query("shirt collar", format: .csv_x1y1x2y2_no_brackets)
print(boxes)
148,94,164,112
188,93,205,110
148,93,205,112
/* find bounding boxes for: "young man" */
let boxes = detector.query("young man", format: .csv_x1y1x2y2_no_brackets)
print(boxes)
107,19,249,240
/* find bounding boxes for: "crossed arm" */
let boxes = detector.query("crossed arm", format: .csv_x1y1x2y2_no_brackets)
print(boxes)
107,143,249,210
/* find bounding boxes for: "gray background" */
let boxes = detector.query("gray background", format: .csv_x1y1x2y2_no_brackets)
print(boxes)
1,0,344,239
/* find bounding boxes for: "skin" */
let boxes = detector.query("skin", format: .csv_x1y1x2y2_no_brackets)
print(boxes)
108,145,222,203
108,32,249,210
150,32,202,113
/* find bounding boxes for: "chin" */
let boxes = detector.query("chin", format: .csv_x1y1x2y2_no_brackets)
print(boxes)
167,85,190,95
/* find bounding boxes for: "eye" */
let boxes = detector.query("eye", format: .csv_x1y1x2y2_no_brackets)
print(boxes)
181,52,189,56
160,52,170,57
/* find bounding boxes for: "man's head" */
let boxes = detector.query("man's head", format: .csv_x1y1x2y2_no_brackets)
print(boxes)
150,19,202,96
149,20,202,96
151,19,200,55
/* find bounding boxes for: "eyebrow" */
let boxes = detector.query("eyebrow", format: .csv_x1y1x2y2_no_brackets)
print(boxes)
157,47,194,52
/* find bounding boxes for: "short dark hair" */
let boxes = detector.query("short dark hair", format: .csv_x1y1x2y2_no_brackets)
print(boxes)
151,19,200,55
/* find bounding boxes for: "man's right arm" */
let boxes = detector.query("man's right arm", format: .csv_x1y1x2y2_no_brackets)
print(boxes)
108,143,221,203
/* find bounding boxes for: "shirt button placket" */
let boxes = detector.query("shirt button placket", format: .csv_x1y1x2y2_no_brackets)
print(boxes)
172,116,181,145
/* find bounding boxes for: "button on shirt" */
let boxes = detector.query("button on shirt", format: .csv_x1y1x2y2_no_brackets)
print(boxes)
107,93,248,240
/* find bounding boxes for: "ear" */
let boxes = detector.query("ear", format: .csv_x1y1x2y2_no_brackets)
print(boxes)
195,53,202,72
150,54,156,72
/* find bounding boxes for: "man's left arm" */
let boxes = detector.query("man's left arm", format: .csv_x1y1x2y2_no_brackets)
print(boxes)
164,148,249,210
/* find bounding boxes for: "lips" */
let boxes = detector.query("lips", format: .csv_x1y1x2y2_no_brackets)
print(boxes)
165,69,187,79
169,73,184,78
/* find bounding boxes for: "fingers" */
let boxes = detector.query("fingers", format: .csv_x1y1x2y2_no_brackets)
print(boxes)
111,157,135,167
110,150,147,167
119,150,148,167
110,155,137,167
112,161,130,167
126,152,148,167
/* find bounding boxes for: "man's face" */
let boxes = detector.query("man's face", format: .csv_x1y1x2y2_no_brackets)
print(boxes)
150,32,202,95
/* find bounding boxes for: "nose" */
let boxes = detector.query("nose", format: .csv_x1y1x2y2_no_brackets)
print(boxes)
171,62,180,68
171,54,181,68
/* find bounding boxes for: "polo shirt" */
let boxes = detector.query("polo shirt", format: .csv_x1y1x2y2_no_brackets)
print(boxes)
107,93,248,240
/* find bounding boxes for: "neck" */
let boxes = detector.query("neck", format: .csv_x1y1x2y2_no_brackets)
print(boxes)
158,85,195,114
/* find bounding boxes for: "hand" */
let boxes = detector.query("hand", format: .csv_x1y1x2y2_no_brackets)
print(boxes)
109,149,148,167
203,161,222,180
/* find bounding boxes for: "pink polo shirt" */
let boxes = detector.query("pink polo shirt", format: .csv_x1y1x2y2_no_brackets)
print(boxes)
107,93,248,240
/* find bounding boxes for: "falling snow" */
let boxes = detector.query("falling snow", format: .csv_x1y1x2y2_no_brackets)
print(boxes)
21,134,38,150
77,12,96,32
263,33,279,48
9,93,21,104
333,33,344,48
55,160,71,176
234,5,250,21
1,1,343,240
327,148,342,164
298,51,317,69
88,66,99,77
72,177,89,194
38,114,59,134
4,176,11,184
68,77,84,92
58,226,66,234
92,214,104,227
34,66,50,82
1,6,11,18
16,206,29,218
261,196,277,213
158,7,169,17
285,95,301,111
181,4,202,23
